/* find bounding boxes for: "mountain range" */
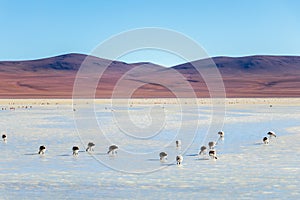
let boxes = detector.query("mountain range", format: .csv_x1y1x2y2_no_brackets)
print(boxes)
0,53,300,98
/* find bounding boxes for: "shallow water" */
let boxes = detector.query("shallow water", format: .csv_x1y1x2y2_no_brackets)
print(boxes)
0,103,299,199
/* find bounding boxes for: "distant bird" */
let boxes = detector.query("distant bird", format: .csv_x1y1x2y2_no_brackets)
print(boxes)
263,137,269,144
176,140,181,148
38,145,46,155
86,142,95,152
218,131,225,138
72,146,79,155
159,152,168,161
176,155,183,165
107,145,118,154
208,141,216,149
199,146,207,155
209,150,218,160
267,131,277,138
2,134,7,142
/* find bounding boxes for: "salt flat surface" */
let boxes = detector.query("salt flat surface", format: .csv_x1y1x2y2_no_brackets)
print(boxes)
0,101,299,199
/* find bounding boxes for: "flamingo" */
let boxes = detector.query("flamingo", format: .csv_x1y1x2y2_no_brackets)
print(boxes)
267,131,277,138
218,131,225,138
86,142,95,152
263,137,269,144
176,140,181,148
199,146,207,155
209,149,218,160
38,145,46,155
107,145,118,155
2,134,7,142
159,152,168,162
176,155,183,165
208,141,216,149
72,146,79,155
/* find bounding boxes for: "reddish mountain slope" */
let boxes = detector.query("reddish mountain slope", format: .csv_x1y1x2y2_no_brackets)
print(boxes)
0,54,299,98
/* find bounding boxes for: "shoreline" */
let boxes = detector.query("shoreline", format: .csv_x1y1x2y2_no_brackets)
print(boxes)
0,98,300,105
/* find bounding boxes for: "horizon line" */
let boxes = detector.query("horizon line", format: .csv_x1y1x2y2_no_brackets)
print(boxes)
1,52,300,67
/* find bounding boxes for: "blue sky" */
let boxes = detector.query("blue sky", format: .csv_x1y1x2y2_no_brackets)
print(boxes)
1,0,300,66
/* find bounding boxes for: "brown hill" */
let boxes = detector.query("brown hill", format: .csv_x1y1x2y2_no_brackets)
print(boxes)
0,54,299,98
172,56,300,97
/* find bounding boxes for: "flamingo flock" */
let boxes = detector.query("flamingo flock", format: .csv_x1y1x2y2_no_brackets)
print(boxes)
1,130,277,167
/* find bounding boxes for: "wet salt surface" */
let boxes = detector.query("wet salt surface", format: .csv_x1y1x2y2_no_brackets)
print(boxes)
0,103,299,199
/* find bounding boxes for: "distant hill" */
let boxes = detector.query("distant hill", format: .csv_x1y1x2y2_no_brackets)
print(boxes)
172,55,300,97
0,54,300,98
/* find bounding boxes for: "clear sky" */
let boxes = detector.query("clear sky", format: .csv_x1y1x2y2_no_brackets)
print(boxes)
1,0,300,66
